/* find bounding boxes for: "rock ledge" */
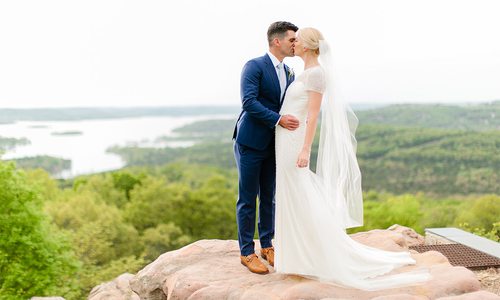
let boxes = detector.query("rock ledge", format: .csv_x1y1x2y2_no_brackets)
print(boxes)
89,225,500,300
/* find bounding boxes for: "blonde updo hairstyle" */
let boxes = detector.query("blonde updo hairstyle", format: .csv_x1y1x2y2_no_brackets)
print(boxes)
297,27,324,55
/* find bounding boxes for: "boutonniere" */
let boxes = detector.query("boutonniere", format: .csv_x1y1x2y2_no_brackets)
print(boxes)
288,67,294,80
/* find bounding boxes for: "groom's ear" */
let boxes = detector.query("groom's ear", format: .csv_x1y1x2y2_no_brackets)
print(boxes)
271,37,279,47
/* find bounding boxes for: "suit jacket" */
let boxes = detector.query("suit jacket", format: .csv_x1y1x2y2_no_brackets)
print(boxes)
233,53,294,150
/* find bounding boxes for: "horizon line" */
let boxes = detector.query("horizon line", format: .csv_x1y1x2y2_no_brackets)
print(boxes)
1,99,499,110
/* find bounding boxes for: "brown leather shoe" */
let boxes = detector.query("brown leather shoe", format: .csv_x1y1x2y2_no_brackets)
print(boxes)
260,247,274,267
240,253,269,274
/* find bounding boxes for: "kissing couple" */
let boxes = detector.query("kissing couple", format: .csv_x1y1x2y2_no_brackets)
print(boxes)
232,21,430,290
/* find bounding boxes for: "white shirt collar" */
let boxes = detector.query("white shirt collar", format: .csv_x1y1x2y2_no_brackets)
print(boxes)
267,51,282,68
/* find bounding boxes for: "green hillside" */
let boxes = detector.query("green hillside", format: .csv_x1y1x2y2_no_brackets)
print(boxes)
356,125,499,194
356,101,500,130
109,122,500,195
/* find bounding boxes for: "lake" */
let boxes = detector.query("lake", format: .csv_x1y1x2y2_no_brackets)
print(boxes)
0,115,234,177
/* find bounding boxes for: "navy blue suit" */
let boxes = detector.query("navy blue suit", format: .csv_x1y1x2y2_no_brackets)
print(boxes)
233,54,294,256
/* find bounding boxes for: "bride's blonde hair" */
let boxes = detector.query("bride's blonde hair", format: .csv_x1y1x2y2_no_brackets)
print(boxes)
297,27,324,55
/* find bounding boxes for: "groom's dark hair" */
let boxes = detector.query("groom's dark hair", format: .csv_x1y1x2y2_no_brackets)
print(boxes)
267,21,298,45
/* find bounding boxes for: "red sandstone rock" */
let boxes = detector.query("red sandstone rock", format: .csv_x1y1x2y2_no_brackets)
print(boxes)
436,290,500,300
88,226,493,300
89,273,139,300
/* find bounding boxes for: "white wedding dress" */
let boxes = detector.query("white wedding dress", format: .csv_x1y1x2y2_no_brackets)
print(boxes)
274,66,429,291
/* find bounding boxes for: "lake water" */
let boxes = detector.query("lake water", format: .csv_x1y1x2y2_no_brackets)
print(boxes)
0,115,234,177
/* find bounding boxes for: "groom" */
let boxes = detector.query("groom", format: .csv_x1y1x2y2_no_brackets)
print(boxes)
233,21,299,274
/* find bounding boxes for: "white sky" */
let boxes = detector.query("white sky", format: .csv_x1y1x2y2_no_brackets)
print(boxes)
0,0,499,108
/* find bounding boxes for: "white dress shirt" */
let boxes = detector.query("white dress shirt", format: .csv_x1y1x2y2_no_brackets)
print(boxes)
267,52,286,127
267,51,287,101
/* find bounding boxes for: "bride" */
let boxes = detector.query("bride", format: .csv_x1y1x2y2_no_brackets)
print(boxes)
274,27,430,290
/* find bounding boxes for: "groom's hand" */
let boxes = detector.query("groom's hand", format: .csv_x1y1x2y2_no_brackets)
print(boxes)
279,115,299,130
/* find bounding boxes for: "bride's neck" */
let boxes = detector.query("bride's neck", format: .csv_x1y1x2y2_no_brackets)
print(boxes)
302,53,319,69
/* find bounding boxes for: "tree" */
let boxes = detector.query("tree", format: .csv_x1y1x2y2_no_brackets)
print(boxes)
45,186,143,298
351,193,424,233
124,176,189,231
455,195,500,231
45,189,142,265
170,175,237,240
0,162,78,299
141,223,191,261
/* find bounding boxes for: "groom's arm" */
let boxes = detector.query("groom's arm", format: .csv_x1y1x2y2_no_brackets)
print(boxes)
240,60,281,129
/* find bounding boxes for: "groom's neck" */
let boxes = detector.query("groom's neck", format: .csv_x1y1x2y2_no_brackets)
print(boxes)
269,48,284,62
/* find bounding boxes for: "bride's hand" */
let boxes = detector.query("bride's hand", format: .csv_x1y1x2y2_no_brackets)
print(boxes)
296,149,310,168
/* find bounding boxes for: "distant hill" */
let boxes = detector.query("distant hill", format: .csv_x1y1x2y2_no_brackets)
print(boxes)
0,136,30,152
356,101,500,130
109,122,500,195
0,106,240,123
1,101,498,130
356,125,499,194
6,155,71,176
0,104,380,124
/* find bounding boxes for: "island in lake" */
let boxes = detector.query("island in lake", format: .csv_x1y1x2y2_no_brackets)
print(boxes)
51,131,83,136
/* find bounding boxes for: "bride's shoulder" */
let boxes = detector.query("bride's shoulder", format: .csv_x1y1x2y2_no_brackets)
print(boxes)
312,65,325,73
303,66,326,92
304,65,324,74
305,65,325,79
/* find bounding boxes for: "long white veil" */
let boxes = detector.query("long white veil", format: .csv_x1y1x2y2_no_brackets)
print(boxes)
316,40,363,229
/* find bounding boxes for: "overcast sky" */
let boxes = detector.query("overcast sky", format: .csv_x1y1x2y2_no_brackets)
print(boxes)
0,0,499,108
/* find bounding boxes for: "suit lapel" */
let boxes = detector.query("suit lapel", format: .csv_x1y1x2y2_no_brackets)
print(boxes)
264,54,281,102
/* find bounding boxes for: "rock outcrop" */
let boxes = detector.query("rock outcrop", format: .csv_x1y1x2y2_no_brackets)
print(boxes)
89,273,139,300
89,225,500,300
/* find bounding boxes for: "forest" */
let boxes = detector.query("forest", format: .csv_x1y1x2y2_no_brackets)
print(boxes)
110,121,500,195
1,161,498,299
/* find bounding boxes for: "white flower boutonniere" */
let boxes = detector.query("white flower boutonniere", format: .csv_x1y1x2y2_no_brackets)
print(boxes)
288,67,294,81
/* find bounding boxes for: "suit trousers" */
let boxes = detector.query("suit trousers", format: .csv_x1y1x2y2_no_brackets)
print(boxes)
234,141,276,256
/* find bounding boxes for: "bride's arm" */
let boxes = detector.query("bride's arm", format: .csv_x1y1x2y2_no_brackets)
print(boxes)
296,91,322,168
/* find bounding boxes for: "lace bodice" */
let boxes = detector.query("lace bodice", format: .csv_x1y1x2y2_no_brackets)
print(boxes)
279,66,325,122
